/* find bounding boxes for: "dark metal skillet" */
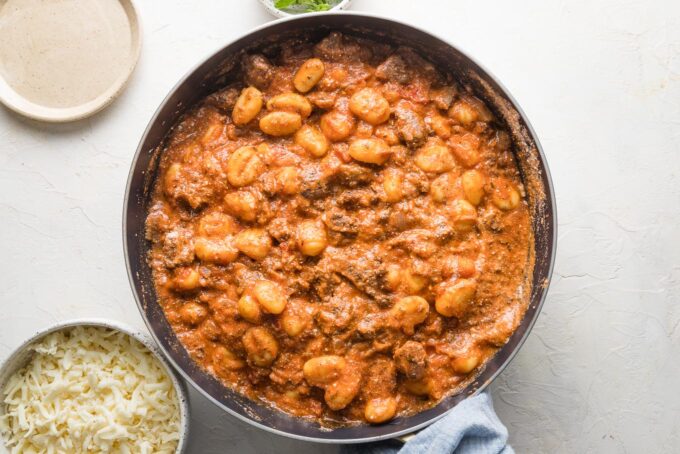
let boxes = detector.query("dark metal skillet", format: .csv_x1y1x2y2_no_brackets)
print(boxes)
123,12,556,444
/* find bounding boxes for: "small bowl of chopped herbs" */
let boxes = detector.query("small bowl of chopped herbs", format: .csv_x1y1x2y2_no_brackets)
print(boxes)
259,0,353,18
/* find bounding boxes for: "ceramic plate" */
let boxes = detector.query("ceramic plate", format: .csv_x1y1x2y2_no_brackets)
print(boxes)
0,0,141,122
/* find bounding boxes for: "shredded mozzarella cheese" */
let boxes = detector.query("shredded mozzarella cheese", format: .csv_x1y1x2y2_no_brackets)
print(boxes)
0,326,181,453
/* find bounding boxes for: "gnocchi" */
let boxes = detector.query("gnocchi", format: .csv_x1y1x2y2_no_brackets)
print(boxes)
297,219,328,256
415,142,456,173
348,138,391,165
281,301,312,337
227,146,265,187
197,212,239,237
452,352,481,374
320,109,355,142
461,170,486,206
303,356,346,386
259,111,303,136
224,190,259,222
364,397,398,424
390,296,430,335
238,294,262,324
173,267,200,291
449,199,478,232
252,280,287,314
232,86,263,125
213,345,245,371
295,124,329,157
349,88,391,125
293,58,325,93
243,327,279,367
435,279,477,318
448,95,493,126
275,167,301,195
324,370,361,411
428,113,452,139
491,178,521,210
430,172,456,203
179,302,207,326
194,237,239,264
448,133,481,167
234,228,272,260
266,93,312,118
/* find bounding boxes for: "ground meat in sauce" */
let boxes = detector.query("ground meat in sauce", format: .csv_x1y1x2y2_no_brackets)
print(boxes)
146,32,532,426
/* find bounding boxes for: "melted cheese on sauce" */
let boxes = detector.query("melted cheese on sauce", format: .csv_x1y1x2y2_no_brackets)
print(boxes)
0,327,180,453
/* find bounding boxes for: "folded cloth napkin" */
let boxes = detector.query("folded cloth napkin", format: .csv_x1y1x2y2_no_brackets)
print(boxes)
340,392,514,454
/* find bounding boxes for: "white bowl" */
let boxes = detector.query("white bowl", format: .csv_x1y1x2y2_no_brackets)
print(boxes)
0,319,190,454
0,0,142,122
259,0,354,18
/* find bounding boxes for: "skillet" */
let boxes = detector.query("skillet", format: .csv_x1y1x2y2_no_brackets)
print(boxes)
123,12,556,443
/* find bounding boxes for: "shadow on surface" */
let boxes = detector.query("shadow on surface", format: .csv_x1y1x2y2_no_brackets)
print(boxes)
186,386,340,454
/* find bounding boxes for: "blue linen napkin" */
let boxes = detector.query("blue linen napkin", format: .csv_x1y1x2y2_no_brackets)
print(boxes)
340,392,514,454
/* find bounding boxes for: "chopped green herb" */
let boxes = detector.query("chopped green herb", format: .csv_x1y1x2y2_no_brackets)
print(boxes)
274,0,296,8
274,0,337,13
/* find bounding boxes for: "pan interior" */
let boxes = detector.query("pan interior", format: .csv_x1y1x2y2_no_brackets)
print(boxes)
124,13,555,443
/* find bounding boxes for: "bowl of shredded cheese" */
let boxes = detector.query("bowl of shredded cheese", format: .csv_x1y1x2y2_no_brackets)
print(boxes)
0,319,189,453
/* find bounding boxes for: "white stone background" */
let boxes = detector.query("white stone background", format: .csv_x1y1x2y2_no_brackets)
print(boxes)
1,0,679,452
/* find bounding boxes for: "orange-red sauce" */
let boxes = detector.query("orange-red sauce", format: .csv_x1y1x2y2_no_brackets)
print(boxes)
146,32,532,426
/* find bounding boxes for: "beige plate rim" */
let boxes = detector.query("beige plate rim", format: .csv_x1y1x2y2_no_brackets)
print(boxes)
0,0,142,123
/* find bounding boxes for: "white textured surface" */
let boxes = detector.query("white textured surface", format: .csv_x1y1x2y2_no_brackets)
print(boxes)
1,0,678,452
